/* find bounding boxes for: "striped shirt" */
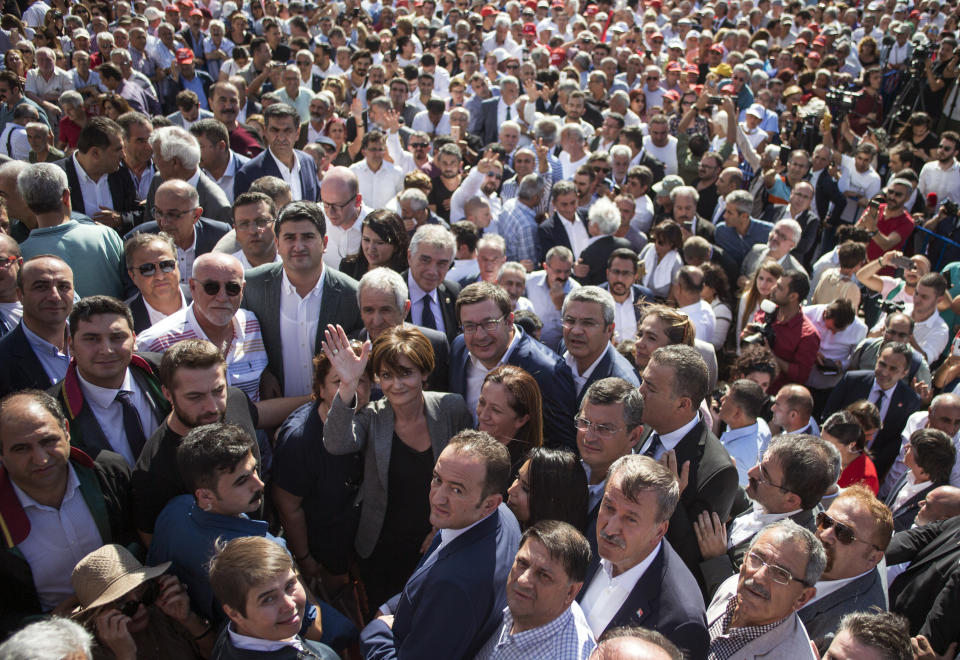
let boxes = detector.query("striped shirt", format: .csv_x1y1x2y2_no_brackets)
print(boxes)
134,305,268,401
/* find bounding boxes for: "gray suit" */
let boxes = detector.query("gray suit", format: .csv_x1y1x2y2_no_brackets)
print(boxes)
741,244,808,280
146,170,232,226
798,568,886,643
165,108,214,128
240,263,362,392
323,390,474,557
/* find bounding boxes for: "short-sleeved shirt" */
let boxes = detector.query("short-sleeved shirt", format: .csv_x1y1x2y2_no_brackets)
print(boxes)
866,205,915,262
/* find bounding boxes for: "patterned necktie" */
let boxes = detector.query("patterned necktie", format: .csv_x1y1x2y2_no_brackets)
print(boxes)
643,433,662,459
420,294,437,330
116,390,147,459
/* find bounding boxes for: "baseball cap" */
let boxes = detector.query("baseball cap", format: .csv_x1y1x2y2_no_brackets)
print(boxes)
480,5,497,16
175,48,195,64
652,174,684,196
522,22,536,34
746,103,764,118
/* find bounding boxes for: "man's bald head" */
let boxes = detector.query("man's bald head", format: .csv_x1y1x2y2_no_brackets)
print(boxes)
590,628,682,660
917,485,960,525
929,393,960,439
193,251,244,278
319,166,361,229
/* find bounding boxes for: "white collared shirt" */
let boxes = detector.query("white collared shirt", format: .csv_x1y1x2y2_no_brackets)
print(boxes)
893,472,933,513
497,98,520,126
324,207,369,269
142,288,187,329
21,322,69,385
558,212,591,260
269,148,303,201
564,345,608,396
76,368,159,466
73,152,114,216
466,328,522,420
728,502,802,548
580,542,663,637
227,626,303,652
350,158,404,209
280,267,324,397
204,153,241,203
637,414,700,459
230,248,281,272
867,379,898,426
407,271,446,336
678,299,716,347
613,296,638,345
12,465,103,610
176,228,198,284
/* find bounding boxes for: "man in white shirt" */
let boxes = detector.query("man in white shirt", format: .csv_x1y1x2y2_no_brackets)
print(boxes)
0,104,35,161
804,300,867,394
578,455,709,658
901,274,950,364
525,246,580,351
798,486,890,642
672,266,716,347
642,115,678,176
24,47,72,125
192,119,249,204
320,166,370,269
918,132,960,206
350,131,404,210
838,144,883,225
558,124,590,181
716,380,772,486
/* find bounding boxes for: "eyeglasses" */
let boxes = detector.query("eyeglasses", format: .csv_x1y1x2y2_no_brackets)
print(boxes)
744,551,808,586
461,315,506,334
152,207,197,221
562,316,604,330
321,198,355,212
117,580,160,617
199,280,243,297
574,416,623,437
131,259,176,277
485,172,503,180
409,142,430,149
646,76,659,81
754,460,791,492
235,217,273,232
816,512,883,551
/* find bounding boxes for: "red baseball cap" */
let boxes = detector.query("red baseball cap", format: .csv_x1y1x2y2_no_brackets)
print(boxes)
686,64,699,74
523,22,537,34
710,44,724,54
720,83,736,93
176,0,194,7
808,51,822,60
667,61,682,71
189,8,203,17
480,5,497,16
585,3,598,14
164,4,180,12
175,47,195,64
664,89,681,101
550,47,566,65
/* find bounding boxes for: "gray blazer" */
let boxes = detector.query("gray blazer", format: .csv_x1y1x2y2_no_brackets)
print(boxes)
707,575,817,659
798,568,886,643
240,263,362,392
741,245,808,280
324,390,474,558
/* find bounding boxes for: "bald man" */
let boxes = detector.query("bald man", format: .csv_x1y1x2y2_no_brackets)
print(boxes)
589,628,682,660
320,165,373,269
882,393,960,497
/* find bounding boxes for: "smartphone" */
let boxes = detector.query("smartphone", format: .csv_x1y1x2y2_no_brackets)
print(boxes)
779,147,792,166
451,124,461,141
891,255,915,270
707,96,724,106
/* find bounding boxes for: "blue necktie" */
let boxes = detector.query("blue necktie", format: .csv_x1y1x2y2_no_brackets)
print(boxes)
116,391,147,459
420,294,436,330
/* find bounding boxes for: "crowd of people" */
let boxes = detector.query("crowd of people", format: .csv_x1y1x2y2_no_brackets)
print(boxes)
0,0,959,657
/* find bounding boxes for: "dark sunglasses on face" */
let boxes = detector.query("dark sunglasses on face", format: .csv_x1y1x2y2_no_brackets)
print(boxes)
201,280,243,297
816,512,882,550
132,260,176,276
117,580,160,617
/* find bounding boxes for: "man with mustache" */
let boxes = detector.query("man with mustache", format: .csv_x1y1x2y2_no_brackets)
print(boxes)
577,455,708,659
798,484,891,647
210,82,263,159
706,519,824,659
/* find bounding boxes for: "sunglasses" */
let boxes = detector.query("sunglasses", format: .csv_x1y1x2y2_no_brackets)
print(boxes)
117,580,160,617
200,280,243,297
132,260,176,276
816,512,882,550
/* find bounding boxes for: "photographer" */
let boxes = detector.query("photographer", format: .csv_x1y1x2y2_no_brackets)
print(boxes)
742,269,821,395
924,38,959,130
850,67,884,137
855,178,916,265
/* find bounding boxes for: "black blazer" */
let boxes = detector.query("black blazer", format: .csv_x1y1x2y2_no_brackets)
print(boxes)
578,344,641,406
352,323,450,392
888,515,960,635
0,323,56,398
799,568,886,644
56,157,142,231
125,284,193,334
811,170,846,225
537,210,590,263
689,214,716,243
577,540,709,660
233,148,319,203
578,236,634,286
884,474,938,533
478,97,501,147
402,270,461,344
125,217,231,261
822,371,921,481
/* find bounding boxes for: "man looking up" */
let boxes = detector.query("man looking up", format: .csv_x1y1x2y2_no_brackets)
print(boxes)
123,233,189,333
230,192,279,270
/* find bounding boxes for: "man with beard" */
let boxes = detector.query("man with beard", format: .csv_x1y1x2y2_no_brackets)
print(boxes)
601,248,654,345
210,82,263,159
919,131,960,206
693,434,836,599
451,151,504,224
799,484,891,645
706,520,824,658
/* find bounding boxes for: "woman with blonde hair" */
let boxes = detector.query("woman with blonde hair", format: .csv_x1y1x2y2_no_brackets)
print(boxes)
477,365,543,477
736,259,784,352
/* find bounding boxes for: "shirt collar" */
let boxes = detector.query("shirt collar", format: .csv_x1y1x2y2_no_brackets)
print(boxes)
440,508,495,547
269,148,301,177
21,322,68,358
281,265,325,299
143,288,187,320
73,151,106,185
494,604,575,647
186,169,201,189
721,421,760,444
11,463,81,511
76,367,136,409
469,325,521,371
657,414,700,453
227,624,302,652
564,344,608,379
597,540,662,586
186,303,246,343
407,272,437,304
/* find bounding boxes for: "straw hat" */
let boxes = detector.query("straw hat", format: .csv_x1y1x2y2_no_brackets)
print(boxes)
71,544,171,613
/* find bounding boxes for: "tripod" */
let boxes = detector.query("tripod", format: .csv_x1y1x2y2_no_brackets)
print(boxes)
883,69,926,134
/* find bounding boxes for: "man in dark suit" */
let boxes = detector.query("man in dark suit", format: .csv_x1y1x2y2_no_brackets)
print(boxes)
0,255,74,397
537,181,590,264
241,201,361,397
234,103,319,202
123,232,192,333
822,343,922,481
404,224,461,344
561,287,639,404
450,282,578,452
353,267,450,392
125,180,231,283
810,145,846,226
798,484,891,645
694,433,836,599
672,185,715,243
883,428,955,532
600,248,654,345
360,431,522,659
145,125,233,226
55,116,142,231
49,296,170,466
578,455,708,659
636,344,739,594
478,77,522,147
576,208,634,287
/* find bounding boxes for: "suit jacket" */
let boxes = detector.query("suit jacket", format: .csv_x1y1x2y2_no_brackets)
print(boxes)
811,170,846,225
707,575,817,659
798,568,886,642
884,474,938,533
125,217,231,262
579,541,708,659
577,343,641,405
146,171,233,226
0,447,132,637
579,236,634,286
537,210,590,263
234,148,319,202
822,372,921,481
125,284,193,334
449,327,578,453
241,263,362,392
165,108,214,128
761,206,820,268
917,561,960,656
352,323,450,392
323,390,473,558
360,506,521,660
888,515,960,634
402,271,461,344
48,353,170,462
708,243,741,291
56,156,142,231
0,323,56,398
741,244,808,280
690,214,716,243
478,97,501,147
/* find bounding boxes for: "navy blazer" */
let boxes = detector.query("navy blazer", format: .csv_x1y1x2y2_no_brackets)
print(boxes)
812,169,846,225
125,217,231,260
0,323,55,398
884,474,937,533
449,328,578,453
125,284,193,334
234,149,319,202
537,210,590,263
360,506,521,660
478,97,501,147
402,271,461,344
577,343,641,406
799,568,886,643
822,371,921,481
578,540,709,660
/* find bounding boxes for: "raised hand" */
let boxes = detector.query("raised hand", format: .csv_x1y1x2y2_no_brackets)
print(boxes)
321,324,371,402
155,575,190,624
693,510,727,560
95,609,137,660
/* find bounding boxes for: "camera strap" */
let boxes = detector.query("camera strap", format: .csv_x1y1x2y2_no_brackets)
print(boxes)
885,280,905,302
